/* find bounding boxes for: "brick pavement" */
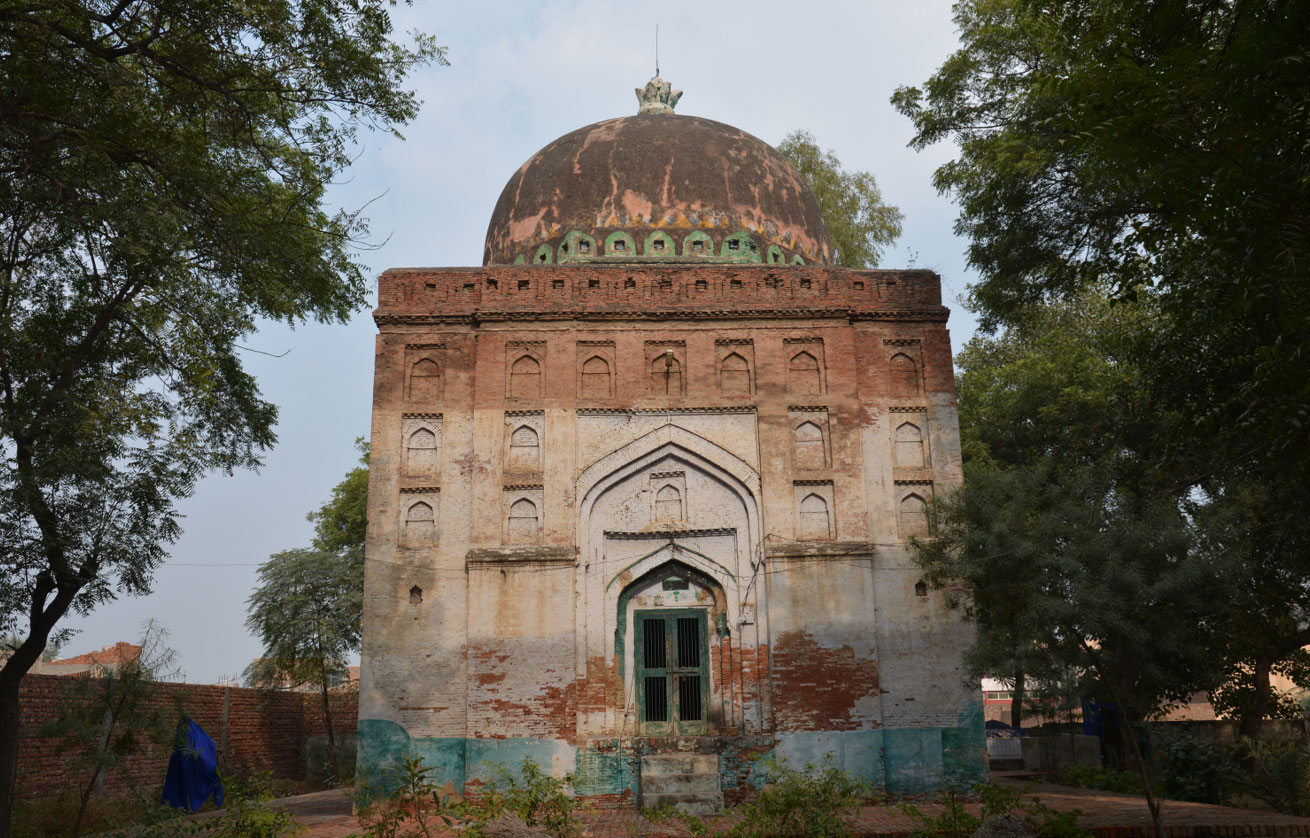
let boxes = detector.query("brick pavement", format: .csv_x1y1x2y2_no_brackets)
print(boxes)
215,776,1310,837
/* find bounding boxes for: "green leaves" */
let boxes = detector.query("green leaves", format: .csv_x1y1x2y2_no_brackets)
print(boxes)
913,297,1223,720
777,130,903,268
893,0,1310,473
245,547,361,690
307,438,370,560
0,4,440,824
0,1,436,643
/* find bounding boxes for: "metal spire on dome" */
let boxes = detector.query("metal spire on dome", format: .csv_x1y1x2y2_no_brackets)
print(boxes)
636,73,681,115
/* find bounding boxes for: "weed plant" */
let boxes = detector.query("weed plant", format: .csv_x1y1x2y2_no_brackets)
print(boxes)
897,783,1087,838
1236,737,1310,817
355,755,579,838
1060,764,1145,795
729,756,867,838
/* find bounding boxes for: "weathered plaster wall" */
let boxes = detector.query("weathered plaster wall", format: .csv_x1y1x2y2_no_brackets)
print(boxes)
358,264,984,802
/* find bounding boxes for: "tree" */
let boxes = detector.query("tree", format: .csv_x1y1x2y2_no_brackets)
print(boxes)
891,0,1309,460
777,130,903,268
912,297,1230,836
245,547,361,782
307,437,370,561
893,0,1310,740
0,3,441,832
244,439,369,781
38,620,181,838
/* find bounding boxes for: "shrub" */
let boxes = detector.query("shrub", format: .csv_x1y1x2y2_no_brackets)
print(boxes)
1155,731,1237,805
898,783,1088,838
211,772,305,838
1236,737,1310,817
357,755,578,838
12,788,202,838
730,756,867,838
460,757,579,838
355,755,456,838
1060,764,1144,794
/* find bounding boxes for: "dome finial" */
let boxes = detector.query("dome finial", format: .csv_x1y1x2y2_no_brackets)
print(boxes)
636,74,681,115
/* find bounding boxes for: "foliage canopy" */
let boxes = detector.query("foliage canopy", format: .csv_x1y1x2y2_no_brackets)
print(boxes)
778,130,903,268
892,0,1309,474
897,0,1310,749
915,298,1225,724
0,1,441,830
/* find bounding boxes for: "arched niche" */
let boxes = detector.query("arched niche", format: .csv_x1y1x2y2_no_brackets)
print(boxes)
408,358,442,400
580,355,611,398
576,425,762,557
509,354,542,398
507,424,540,471
895,421,926,468
889,353,920,396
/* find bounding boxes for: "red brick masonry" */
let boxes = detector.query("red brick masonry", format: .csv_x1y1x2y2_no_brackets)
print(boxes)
15,673,357,800
376,265,947,323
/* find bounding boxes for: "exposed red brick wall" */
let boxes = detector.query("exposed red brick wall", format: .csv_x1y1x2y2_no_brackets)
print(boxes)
376,265,945,322
301,689,360,740
770,630,881,733
14,673,358,800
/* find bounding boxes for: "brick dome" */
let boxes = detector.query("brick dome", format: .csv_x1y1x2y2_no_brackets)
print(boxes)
483,114,833,266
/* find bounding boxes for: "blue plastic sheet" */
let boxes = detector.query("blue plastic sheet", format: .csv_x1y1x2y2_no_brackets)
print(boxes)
161,717,224,812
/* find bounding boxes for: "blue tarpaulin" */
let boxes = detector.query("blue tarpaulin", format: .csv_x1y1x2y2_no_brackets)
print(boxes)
161,717,224,812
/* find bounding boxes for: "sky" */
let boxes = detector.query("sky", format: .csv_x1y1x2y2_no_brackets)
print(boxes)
58,0,983,684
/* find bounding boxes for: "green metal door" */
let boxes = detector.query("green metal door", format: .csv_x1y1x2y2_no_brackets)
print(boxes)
635,609,709,735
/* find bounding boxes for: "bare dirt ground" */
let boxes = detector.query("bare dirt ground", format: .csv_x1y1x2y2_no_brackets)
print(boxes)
196,773,1310,837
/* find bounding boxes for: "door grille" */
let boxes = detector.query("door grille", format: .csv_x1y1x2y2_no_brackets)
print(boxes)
636,609,708,733
677,617,700,667
644,676,668,722
644,618,667,668
678,675,703,721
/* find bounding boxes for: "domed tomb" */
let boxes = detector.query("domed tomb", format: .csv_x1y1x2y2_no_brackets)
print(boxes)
483,84,833,266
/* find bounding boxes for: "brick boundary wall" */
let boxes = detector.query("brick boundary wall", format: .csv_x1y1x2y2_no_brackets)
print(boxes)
14,673,358,801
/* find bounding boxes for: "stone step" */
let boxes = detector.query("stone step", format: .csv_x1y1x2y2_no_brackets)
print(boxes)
640,754,718,776
641,791,724,816
640,772,720,795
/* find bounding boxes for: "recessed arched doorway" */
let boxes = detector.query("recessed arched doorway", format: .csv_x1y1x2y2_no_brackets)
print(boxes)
617,558,728,735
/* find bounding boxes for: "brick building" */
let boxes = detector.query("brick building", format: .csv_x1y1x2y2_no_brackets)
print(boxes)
357,77,985,808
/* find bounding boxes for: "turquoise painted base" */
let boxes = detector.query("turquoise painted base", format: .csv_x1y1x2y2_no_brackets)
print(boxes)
355,719,635,801
356,703,986,803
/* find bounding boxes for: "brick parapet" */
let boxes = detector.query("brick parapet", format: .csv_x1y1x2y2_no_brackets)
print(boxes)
375,265,946,323
14,673,358,801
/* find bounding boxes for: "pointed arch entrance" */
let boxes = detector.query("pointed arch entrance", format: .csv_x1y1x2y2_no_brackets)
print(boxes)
616,559,727,735
574,424,769,737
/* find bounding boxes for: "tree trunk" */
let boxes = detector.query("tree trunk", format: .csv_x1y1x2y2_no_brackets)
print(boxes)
1085,643,1164,838
0,668,21,838
1240,646,1282,740
0,572,79,838
0,634,49,838
320,665,339,783
1010,670,1025,729
72,763,103,838
1120,712,1165,838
